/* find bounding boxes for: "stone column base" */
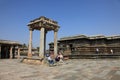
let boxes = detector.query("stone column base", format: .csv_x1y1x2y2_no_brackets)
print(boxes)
27,53,32,58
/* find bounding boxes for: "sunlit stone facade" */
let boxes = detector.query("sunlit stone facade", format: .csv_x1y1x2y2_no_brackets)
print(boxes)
49,35,120,56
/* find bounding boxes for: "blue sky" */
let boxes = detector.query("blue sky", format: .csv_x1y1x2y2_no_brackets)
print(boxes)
0,0,120,48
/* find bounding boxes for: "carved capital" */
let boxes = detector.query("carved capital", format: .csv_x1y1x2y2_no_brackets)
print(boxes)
54,27,59,32
29,27,34,31
45,29,48,33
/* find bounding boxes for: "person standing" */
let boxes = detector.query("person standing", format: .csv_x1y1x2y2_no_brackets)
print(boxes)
96,48,99,54
110,49,113,54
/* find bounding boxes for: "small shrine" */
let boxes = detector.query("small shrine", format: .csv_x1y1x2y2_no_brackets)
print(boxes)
27,16,60,59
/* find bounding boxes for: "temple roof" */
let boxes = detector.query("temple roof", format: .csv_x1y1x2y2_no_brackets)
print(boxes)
60,35,88,41
107,35,120,39
89,35,106,39
0,40,21,45
59,35,120,41
27,16,60,31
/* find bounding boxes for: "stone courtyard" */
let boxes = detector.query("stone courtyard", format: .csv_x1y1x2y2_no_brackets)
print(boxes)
0,59,120,80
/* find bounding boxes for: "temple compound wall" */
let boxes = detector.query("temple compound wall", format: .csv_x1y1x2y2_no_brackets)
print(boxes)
0,40,21,59
49,35,120,56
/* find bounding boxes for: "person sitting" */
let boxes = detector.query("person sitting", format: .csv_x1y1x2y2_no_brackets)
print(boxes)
55,55,60,62
47,54,54,66
55,52,65,64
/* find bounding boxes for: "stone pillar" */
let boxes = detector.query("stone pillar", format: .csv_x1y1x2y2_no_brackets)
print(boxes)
28,28,33,58
39,27,45,59
12,46,15,59
54,29,58,57
10,46,13,59
17,47,20,59
0,44,1,58
44,30,47,57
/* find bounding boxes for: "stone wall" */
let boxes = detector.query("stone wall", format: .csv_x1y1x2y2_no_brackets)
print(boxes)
49,35,120,56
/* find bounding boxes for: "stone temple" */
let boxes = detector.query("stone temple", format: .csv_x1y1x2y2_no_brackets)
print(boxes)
49,35,120,58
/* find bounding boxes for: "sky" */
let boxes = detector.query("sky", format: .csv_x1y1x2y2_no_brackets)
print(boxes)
0,0,120,49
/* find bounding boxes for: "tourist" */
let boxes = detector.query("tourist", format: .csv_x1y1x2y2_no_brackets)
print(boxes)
55,51,65,64
110,49,113,54
96,48,99,54
55,54,60,62
47,53,54,66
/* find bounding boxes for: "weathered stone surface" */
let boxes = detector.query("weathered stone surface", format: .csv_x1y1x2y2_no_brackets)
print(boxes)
0,59,120,80
21,58,42,65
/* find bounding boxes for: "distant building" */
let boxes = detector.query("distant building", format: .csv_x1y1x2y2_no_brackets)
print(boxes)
20,48,39,56
0,40,21,59
49,35,120,56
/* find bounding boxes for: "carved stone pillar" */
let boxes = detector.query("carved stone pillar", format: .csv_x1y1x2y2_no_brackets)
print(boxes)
0,44,1,58
17,47,20,59
39,27,45,58
10,46,13,59
54,29,58,57
28,28,33,58
44,30,47,57
12,46,15,59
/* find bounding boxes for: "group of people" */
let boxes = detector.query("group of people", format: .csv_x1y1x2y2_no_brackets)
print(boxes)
46,51,64,66
96,48,114,54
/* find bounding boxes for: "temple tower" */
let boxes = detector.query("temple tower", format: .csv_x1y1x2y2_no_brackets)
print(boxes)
27,16,60,59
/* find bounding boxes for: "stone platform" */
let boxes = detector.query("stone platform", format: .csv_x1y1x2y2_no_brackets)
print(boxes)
21,57,43,65
0,59,120,80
